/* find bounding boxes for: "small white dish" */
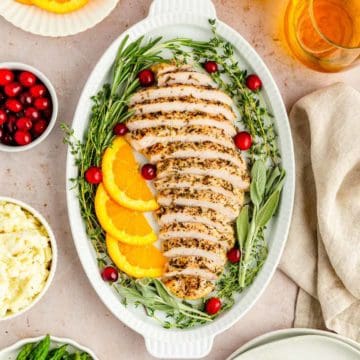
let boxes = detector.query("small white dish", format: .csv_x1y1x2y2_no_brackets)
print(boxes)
0,196,57,321
0,62,58,153
233,335,360,360
0,335,98,360
0,0,119,37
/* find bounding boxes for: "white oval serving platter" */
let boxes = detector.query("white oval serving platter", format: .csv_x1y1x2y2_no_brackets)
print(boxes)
0,336,98,360
66,0,295,358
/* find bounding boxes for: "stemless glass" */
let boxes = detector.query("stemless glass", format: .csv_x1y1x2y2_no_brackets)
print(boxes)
284,0,360,72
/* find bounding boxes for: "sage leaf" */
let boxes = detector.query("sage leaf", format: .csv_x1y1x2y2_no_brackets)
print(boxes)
256,190,280,228
250,160,267,207
236,205,249,250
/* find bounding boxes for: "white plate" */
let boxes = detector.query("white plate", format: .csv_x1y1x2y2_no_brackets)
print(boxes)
65,0,295,358
233,335,360,360
227,328,360,360
0,0,119,37
0,336,98,360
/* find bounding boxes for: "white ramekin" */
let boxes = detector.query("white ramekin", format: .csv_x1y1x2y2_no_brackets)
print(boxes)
0,196,58,321
0,62,58,153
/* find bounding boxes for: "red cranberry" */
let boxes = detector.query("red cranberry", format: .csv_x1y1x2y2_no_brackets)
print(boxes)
6,115,17,133
6,99,22,113
203,61,218,73
1,133,13,145
138,69,155,87
0,69,14,86
205,297,222,315
4,82,22,97
30,84,46,98
227,248,241,263
246,74,262,91
14,130,31,146
0,91,6,105
25,107,40,120
32,119,47,137
19,92,33,106
101,266,118,282
234,131,252,151
113,123,129,136
141,164,157,180
19,71,36,87
0,109,7,126
16,117,32,131
85,166,102,184
34,97,49,110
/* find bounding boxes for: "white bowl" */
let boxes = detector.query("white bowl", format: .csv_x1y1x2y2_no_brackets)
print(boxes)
0,62,58,153
0,196,58,321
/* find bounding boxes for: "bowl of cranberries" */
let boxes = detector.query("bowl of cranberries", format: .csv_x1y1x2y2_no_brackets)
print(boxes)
0,63,58,152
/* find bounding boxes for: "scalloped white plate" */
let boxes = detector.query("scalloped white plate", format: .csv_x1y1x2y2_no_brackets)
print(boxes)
0,0,119,37
66,0,295,358
0,336,98,360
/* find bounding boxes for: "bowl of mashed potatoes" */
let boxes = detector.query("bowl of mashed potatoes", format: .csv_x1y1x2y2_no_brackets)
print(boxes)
0,197,57,320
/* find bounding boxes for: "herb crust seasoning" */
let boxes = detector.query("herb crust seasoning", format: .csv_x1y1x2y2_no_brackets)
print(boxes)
63,20,285,329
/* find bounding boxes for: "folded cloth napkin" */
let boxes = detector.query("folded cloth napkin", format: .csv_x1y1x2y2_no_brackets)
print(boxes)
279,83,360,341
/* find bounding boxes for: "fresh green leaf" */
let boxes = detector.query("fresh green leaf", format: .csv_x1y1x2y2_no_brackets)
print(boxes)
256,190,281,228
236,205,249,250
250,160,267,207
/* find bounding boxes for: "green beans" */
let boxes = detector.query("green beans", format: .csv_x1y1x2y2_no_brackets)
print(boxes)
15,336,93,360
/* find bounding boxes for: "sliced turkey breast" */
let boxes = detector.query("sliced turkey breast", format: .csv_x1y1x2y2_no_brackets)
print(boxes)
143,141,245,168
156,205,234,233
159,222,234,250
154,174,244,206
156,157,250,191
167,256,223,276
151,63,193,76
164,268,217,281
126,112,236,137
157,71,216,88
129,84,233,107
126,125,234,151
164,275,214,300
157,188,240,220
130,97,236,122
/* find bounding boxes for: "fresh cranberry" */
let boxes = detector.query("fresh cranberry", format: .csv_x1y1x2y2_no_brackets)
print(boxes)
19,92,33,106
0,69,14,86
6,115,17,133
205,297,222,315
1,133,13,145
113,123,129,136
246,74,262,91
141,164,156,180
29,84,46,98
32,119,47,137
19,71,36,87
34,97,49,110
101,266,118,282
16,117,32,131
138,69,155,87
14,130,31,146
204,61,218,73
5,99,22,113
227,248,241,263
25,107,40,120
85,166,102,184
4,82,22,97
234,131,252,151
0,91,6,105
0,109,7,126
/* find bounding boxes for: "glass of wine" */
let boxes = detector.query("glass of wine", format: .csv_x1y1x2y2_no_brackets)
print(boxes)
284,0,360,72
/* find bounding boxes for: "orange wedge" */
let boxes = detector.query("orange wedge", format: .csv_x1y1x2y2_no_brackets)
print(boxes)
15,0,33,4
31,0,88,13
95,184,156,245
106,234,166,278
102,137,158,212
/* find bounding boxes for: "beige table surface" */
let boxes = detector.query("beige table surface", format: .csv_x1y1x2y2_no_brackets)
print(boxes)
0,0,360,359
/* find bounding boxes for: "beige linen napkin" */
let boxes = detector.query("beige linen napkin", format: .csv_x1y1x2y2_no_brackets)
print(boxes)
280,83,360,341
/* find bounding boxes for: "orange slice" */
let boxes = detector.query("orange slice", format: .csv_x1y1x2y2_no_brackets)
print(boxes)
106,234,166,278
102,137,158,212
95,184,156,245
15,0,33,4
31,0,88,14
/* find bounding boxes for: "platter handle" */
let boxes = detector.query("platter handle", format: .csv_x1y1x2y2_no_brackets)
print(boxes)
145,336,214,359
148,0,217,18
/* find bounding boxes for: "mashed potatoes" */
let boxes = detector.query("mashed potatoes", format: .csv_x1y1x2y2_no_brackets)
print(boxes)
0,201,52,318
